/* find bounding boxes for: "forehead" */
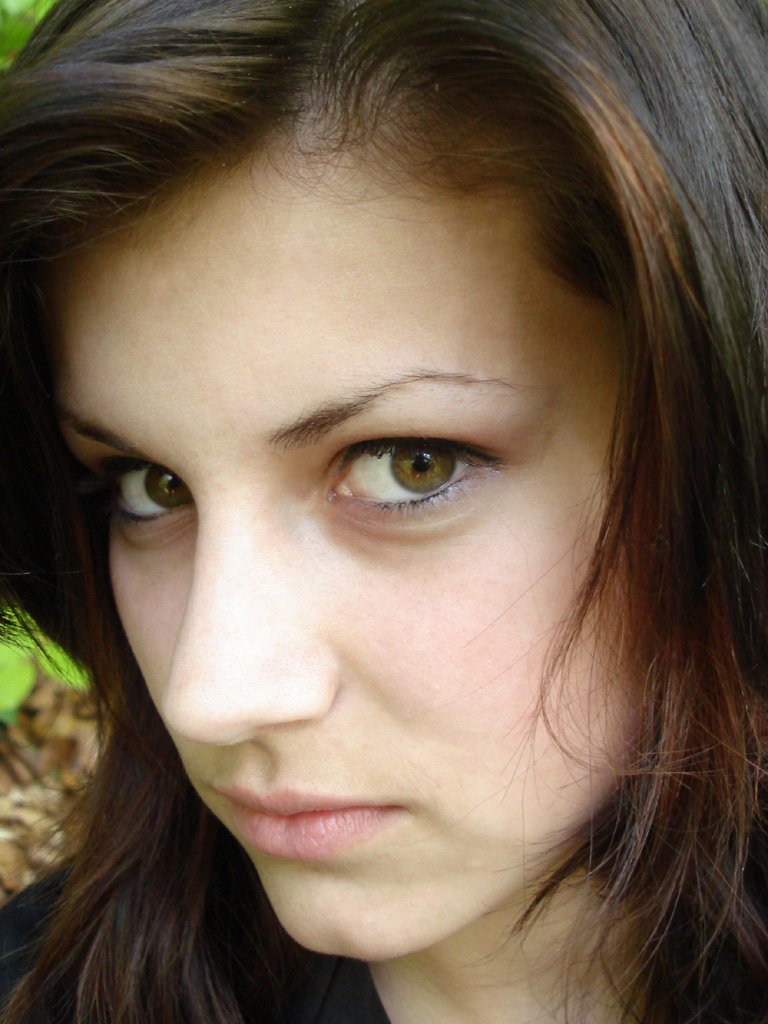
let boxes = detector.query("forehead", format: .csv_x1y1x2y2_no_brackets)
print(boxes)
51,153,540,326
48,155,617,459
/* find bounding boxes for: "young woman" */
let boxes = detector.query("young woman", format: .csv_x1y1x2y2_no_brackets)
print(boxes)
0,1,766,1021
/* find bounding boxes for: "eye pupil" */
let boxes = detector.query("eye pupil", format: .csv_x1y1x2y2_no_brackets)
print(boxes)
145,465,190,508
391,446,455,494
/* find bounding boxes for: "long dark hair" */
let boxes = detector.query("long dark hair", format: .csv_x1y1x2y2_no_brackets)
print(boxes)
1,1,766,1021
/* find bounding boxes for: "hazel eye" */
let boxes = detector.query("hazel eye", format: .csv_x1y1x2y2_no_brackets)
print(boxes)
388,445,456,493
115,463,192,520
335,440,468,505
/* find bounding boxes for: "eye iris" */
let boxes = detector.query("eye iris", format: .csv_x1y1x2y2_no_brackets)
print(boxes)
390,447,456,494
145,465,190,508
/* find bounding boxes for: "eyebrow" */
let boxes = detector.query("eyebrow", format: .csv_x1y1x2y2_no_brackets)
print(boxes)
58,370,517,456
269,371,518,450
56,414,150,460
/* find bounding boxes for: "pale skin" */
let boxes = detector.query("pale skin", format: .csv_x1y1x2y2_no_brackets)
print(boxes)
51,152,624,1023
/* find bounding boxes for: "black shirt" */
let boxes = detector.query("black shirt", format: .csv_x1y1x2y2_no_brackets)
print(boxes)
0,879,391,1024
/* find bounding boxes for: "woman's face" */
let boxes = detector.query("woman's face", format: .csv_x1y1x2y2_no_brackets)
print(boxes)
52,156,622,963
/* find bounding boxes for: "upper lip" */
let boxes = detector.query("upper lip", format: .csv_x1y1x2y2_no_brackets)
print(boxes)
213,785,390,817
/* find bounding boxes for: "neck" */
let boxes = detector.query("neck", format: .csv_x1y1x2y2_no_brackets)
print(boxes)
369,881,626,1024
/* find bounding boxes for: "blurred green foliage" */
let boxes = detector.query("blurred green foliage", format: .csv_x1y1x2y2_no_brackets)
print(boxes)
0,628,88,725
1,0,56,68
0,646,36,725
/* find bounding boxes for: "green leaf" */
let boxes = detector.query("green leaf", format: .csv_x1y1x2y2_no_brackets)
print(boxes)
0,18,33,53
0,645,36,725
1,0,40,16
0,0,57,66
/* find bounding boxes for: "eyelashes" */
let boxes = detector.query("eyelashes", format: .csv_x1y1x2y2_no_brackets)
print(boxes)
334,438,500,516
76,456,163,523
76,437,502,526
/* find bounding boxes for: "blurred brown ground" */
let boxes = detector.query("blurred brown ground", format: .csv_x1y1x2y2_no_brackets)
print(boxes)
0,675,97,907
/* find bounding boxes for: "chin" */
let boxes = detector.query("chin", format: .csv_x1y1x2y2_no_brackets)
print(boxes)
258,872,453,963
286,923,416,963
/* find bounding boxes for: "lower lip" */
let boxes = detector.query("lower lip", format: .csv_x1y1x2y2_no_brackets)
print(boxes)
229,804,402,861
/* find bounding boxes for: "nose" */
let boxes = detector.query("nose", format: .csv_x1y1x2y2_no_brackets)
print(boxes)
160,517,340,746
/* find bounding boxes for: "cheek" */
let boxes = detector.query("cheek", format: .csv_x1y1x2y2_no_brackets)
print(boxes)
345,511,592,715
343,500,623,798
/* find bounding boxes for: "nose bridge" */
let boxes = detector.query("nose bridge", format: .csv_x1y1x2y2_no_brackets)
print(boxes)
161,512,338,745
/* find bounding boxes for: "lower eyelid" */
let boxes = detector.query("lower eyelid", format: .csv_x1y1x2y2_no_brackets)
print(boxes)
372,488,458,516
111,505,196,549
113,505,163,524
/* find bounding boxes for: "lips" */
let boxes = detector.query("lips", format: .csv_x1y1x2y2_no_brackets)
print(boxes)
212,785,404,861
